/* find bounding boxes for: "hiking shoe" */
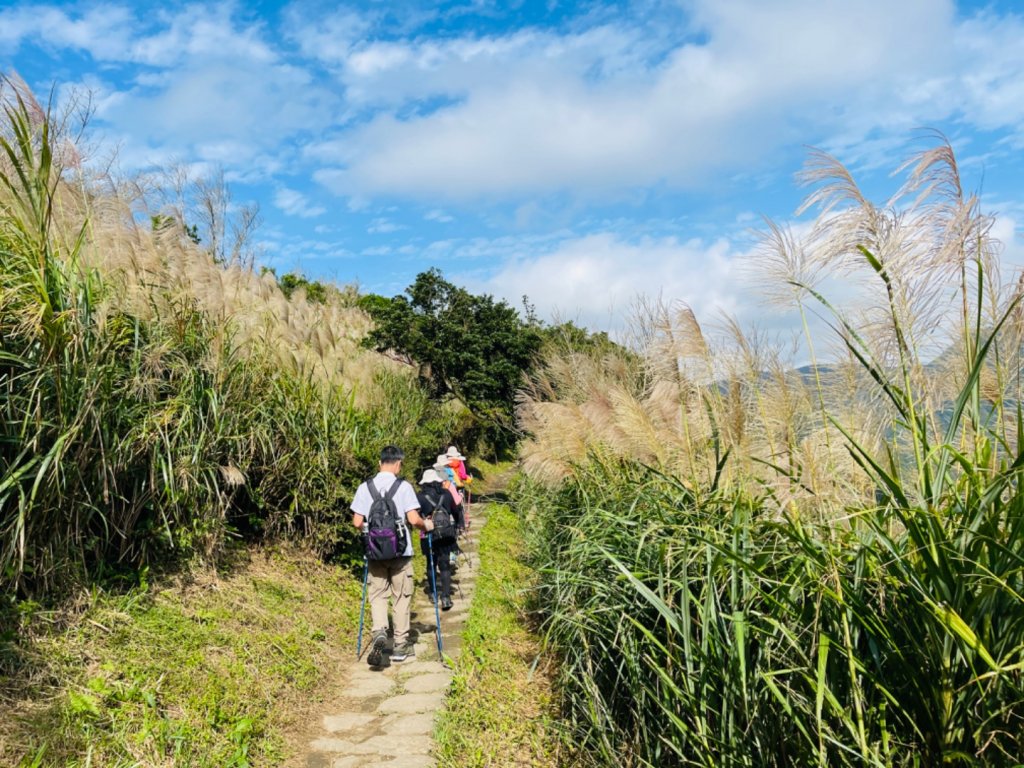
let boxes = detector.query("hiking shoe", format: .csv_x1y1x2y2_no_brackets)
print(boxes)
390,642,415,662
441,596,453,611
367,633,389,668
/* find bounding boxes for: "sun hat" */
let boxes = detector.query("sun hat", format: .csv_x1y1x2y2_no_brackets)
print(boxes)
433,454,451,472
419,468,443,484
445,446,466,461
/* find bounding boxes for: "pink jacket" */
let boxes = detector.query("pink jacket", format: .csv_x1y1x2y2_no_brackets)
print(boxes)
446,482,463,506
451,460,469,482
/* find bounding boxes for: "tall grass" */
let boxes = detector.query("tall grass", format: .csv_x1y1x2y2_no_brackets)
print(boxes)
0,79,456,597
518,141,1024,765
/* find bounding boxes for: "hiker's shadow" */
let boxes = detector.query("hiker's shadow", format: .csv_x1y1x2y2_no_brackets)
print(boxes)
410,585,438,638
408,614,435,638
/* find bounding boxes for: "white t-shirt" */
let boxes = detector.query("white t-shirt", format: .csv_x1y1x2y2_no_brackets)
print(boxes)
350,471,420,558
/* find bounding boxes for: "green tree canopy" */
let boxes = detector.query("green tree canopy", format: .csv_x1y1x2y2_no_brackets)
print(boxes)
359,269,543,450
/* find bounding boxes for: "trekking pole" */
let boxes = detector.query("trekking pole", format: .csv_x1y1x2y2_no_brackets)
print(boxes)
356,555,369,658
427,533,444,660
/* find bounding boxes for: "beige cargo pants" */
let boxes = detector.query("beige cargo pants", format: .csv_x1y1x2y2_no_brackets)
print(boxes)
367,556,414,646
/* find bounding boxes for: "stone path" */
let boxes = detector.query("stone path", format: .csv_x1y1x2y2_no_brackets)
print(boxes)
303,513,485,768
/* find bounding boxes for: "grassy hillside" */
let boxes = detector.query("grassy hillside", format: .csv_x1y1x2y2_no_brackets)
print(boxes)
2,547,359,766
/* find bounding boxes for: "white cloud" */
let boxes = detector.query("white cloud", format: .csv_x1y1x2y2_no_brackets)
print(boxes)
367,217,403,234
991,213,1024,271
951,13,1024,139
466,209,1024,347
282,6,370,64
100,59,329,163
310,0,1024,202
0,4,136,59
127,3,277,67
274,186,326,218
466,232,750,336
15,0,1024,210
424,209,454,223
27,4,339,171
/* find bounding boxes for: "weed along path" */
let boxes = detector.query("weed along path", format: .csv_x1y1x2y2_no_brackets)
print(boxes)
301,511,486,768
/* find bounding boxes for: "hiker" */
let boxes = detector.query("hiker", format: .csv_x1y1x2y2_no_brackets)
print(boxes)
351,445,433,668
445,445,471,487
441,446,473,529
416,468,460,611
432,453,467,568
433,454,463,509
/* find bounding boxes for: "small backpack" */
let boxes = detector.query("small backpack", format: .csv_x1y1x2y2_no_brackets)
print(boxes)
425,490,457,542
366,478,408,560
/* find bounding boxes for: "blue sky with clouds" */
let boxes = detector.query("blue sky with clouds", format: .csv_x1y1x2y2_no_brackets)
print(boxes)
3,0,1024,335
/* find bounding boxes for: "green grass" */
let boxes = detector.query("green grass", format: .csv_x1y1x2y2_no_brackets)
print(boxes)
0,546,361,767
434,503,561,767
465,456,506,484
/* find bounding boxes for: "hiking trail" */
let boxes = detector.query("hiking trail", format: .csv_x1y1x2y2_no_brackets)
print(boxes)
299,491,495,768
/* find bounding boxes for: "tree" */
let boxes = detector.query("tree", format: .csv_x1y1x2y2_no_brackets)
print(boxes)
360,269,543,452
192,166,261,267
152,164,261,268
259,267,358,306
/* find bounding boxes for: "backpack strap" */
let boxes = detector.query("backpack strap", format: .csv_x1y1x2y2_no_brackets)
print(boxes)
366,478,401,504
381,479,405,526
424,490,442,513
366,480,381,502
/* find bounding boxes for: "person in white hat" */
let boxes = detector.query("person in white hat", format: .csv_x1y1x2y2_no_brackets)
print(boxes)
444,446,471,487
434,454,459,494
416,468,461,610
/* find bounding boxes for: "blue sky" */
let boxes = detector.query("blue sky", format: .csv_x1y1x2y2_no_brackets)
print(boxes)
3,0,1024,335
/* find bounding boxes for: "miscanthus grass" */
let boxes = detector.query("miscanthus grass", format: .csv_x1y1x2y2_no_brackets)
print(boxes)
0,77,457,597
517,140,1024,766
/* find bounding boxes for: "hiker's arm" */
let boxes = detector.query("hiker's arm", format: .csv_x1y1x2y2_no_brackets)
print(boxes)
351,484,369,529
407,508,434,532
450,498,465,530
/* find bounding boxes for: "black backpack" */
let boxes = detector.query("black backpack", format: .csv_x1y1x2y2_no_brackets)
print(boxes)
425,490,457,542
366,478,408,560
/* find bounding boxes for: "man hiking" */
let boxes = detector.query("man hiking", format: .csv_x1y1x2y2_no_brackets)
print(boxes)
351,445,433,667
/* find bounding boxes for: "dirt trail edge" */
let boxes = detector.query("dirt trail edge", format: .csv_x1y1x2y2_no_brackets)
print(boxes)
301,505,488,768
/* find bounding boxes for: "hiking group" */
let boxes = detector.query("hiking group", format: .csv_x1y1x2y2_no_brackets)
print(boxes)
350,444,472,668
